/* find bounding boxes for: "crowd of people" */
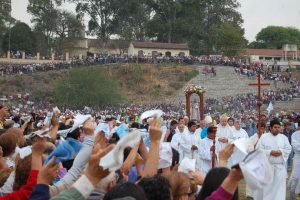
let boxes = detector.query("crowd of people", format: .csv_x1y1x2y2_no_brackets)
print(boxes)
235,62,292,83
0,54,253,76
0,100,299,200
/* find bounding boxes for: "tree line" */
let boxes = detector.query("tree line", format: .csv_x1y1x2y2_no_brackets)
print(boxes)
0,0,300,57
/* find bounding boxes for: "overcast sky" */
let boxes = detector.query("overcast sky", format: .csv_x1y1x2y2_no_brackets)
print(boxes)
11,0,300,42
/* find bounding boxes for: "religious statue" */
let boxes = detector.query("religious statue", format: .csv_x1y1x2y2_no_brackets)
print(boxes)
184,84,206,120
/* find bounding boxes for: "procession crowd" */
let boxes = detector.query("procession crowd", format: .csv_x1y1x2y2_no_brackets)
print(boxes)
0,98,299,200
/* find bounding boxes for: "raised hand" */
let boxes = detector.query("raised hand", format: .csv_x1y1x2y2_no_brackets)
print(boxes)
37,157,59,185
219,143,234,161
83,119,95,135
85,143,114,186
149,118,162,142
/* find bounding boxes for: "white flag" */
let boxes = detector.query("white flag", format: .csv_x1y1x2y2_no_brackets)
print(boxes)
266,102,273,115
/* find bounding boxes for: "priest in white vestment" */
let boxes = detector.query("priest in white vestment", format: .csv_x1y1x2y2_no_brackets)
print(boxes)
246,122,267,198
171,123,186,162
216,115,234,150
254,120,292,200
180,121,200,165
232,120,249,140
198,126,219,175
289,129,300,199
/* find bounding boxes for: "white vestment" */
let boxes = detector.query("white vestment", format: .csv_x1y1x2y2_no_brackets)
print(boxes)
171,132,184,162
232,128,249,140
289,130,300,196
198,137,219,175
254,132,292,200
216,124,234,150
180,131,200,166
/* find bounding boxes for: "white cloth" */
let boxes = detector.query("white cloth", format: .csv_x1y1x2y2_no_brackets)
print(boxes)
254,132,292,200
179,131,200,166
248,133,260,152
232,128,249,140
195,128,202,136
171,133,183,162
100,129,141,172
289,130,300,195
198,137,219,175
216,124,234,150
175,126,188,135
0,171,15,196
15,146,32,159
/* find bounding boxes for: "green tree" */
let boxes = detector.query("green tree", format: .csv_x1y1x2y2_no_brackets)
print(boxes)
71,0,115,40
111,0,150,40
216,23,247,57
27,0,61,55
252,26,300,49
2,22,37,54
54,67,122,107
55,10,84,38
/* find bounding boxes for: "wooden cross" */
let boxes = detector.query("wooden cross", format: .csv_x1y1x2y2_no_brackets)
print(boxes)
249,70,270,135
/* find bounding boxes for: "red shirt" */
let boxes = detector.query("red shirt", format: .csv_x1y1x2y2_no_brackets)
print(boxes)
0,170,38,200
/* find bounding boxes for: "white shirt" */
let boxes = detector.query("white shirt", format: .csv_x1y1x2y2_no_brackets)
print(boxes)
198,137,219,175
180,131,200,160
232,128,249,140
254,132,292,200
216,124,234,150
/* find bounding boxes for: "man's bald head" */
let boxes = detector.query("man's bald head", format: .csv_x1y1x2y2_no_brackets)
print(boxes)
220,114,228,127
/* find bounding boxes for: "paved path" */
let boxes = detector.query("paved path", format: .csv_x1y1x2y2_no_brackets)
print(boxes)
172,65,291,103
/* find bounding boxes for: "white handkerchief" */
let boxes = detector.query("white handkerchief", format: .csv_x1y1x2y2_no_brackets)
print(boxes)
178,157,196,174
53,107,61,114
232,138,249,155
140,110,164,121
95,123,110,139
70,114,92,132
239,149,273,190
99,129,141,172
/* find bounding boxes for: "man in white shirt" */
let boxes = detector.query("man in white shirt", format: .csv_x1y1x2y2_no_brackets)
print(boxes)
180,121,200,162
254,119,292,200
289,127,300,199
171,123,185,162
227,117,235,131
232,120,249,140
198,126,219,175
216,114,234,150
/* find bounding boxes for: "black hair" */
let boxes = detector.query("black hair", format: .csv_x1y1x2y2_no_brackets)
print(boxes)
228,117,234,122
256,122,266,128
170,120,178,127
138,175,172,200
196,167,238,200
131,122,140,129
207,127,216,134
178,116,184,121
66,128,80,140
188,121,196,128
270,119,281,128
103,182,147,200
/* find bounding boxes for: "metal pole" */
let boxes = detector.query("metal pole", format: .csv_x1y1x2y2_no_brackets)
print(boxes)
257,70,262,136
8,0,12,59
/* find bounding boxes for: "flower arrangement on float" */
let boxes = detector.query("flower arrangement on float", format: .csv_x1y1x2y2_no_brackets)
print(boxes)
184,84,206,95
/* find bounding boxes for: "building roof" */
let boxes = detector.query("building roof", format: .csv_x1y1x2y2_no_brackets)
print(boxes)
245,48,300,57
131,41,189,50
88,39,129,49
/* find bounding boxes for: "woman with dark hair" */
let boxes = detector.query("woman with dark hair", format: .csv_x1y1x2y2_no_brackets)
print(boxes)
197,167,239,200
103,182,146,200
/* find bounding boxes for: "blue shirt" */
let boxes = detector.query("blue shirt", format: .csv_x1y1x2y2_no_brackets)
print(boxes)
201,127,208,139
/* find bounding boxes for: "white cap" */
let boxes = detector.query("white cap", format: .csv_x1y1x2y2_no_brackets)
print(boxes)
205,115,212,124
26,128,51,139
178,157,196,174
140,110,164,122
